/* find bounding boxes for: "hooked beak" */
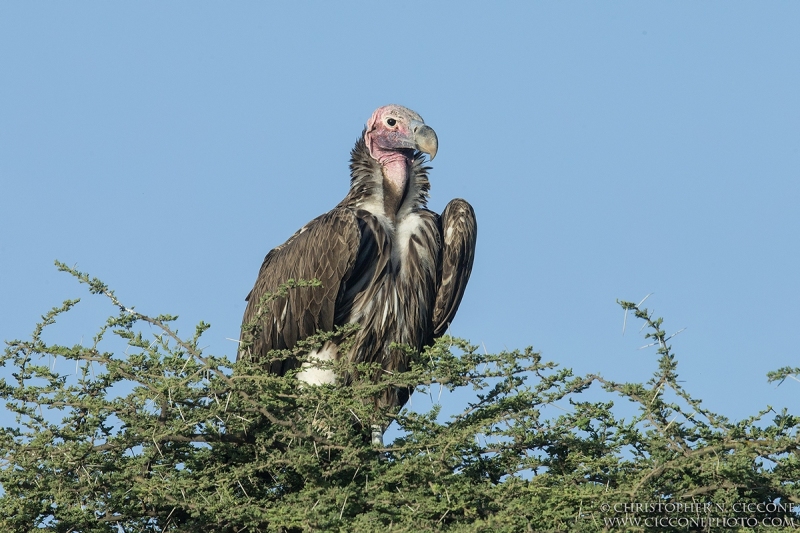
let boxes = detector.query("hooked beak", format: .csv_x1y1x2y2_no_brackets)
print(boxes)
411,121,438,161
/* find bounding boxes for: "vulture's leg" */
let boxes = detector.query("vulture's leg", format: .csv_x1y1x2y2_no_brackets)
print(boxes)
371,425,384,447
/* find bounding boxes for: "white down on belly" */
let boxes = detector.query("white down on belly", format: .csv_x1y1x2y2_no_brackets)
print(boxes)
296,341,338,386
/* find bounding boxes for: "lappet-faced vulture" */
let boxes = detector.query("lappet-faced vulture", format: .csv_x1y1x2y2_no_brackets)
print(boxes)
239,105,477,444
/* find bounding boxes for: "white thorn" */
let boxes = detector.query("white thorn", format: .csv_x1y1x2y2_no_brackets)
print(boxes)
622,307,628,336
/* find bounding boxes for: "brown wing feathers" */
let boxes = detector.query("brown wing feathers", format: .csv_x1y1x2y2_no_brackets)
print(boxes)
432,198,478,337
239,209,362,373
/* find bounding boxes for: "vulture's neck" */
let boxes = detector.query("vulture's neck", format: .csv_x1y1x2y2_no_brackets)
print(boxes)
342,137,431,223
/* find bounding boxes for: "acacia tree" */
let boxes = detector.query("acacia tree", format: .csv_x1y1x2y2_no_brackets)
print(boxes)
1,262,798,532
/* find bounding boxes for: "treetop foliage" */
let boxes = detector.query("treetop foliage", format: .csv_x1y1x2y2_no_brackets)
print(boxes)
0,262,798,532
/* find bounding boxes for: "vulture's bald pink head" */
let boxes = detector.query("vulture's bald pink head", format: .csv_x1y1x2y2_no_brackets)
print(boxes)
364,105,438,163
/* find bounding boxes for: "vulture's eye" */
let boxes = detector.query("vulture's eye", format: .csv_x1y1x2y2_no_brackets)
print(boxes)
387,118,397,126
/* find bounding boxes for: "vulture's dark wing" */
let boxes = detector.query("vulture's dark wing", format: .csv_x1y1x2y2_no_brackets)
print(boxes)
432,198,477,337
239,208,363,374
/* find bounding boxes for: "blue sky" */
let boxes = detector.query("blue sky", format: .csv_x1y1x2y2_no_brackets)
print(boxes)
1,3,798,426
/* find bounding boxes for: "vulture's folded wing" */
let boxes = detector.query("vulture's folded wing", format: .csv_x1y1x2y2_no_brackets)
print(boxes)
239,208,362,374
432,198,477,337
